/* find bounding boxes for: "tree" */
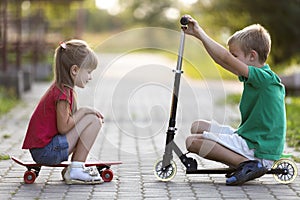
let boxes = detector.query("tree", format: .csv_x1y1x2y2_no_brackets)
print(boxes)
192,0,300,67
118,0,178,29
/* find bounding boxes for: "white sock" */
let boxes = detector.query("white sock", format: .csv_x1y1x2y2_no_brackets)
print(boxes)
69,161,100,181
71,161,84,168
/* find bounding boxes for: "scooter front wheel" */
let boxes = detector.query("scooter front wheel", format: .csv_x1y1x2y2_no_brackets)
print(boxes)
154,159,177,181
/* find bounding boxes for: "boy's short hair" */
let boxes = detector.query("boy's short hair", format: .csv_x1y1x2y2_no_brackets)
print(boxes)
227,24,271,64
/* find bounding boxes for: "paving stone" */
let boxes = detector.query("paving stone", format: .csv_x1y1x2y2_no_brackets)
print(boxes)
0,54,299,200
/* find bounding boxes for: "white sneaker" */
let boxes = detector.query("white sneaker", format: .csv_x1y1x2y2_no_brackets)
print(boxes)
61,166,71,181
65,162,102,184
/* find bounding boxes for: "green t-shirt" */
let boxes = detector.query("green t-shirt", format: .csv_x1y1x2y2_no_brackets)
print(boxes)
237,65,286,160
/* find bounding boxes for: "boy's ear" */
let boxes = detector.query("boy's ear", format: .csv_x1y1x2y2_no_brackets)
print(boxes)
70,65,79,76
249,50,257,61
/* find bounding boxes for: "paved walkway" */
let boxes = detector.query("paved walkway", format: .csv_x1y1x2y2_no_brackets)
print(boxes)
0,54,299,200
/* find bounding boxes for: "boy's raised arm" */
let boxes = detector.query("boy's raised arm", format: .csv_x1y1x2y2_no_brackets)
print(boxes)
182,15,249,78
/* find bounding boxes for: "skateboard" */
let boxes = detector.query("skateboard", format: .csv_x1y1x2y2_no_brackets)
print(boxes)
11,156,122,184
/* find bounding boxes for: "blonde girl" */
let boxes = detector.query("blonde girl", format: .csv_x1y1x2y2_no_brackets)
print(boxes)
22,39,103,184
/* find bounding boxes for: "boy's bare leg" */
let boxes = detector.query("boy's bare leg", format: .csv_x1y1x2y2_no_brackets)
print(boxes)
66,114,102,162
191,120,211,134
186,135,248,168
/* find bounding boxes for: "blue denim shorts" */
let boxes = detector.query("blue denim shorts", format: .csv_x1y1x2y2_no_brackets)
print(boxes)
30,134,69,165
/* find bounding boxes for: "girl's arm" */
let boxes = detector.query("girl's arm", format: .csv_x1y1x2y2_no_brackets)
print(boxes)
56,101,103,134
183,16,249,77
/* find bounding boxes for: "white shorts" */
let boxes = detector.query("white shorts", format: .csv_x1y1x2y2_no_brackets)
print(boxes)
202,121,274,169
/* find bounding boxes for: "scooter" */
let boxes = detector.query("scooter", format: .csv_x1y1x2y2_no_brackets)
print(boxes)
153,16,298,184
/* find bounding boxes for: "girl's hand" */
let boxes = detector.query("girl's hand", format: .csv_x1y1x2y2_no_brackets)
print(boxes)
94,110,104,124
94,110,104,120
82,107,104,122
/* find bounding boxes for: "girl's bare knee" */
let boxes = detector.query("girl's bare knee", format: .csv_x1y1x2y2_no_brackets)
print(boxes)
80,114,102,136
85,114,102,126
190,120,211,134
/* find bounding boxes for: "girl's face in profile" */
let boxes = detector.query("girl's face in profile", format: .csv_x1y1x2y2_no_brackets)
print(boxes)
73,67,93,88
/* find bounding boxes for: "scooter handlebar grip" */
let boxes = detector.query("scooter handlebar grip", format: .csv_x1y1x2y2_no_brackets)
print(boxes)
180,16,189,25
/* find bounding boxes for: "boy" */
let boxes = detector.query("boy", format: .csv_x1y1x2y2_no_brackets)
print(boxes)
183,15,286,185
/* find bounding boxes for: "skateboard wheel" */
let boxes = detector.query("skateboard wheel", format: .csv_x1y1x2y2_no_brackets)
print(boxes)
154,159,177,182
272,158,298,184
24,170,36,184
101,169,113,182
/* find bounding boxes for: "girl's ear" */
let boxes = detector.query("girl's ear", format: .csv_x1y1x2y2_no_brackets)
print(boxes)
70,65,79,76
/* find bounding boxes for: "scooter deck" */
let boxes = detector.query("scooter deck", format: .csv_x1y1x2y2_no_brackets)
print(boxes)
186,167,284,175
186,168,234,174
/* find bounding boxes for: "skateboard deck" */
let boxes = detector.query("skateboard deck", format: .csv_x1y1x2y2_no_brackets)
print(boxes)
11,156,122,184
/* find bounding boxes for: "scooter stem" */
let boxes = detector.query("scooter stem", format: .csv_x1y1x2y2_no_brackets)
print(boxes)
168,29,185,128
176,30,185,71
163,29,186,167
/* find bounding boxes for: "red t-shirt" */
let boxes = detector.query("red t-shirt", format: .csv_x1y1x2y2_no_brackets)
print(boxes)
22,84,74,149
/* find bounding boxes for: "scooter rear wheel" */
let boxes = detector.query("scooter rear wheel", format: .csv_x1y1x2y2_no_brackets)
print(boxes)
154,159,177,181
272,158,298,184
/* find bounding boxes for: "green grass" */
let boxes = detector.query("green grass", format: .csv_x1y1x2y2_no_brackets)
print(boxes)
225,93,241,105
225,93,300,155
0,88,17,162
0,87,19,117
0,154,10,161
2,134,11,139
285,97,300,151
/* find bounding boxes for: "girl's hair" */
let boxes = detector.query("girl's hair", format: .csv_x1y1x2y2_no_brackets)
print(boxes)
227,24,271,64
53,39,98,89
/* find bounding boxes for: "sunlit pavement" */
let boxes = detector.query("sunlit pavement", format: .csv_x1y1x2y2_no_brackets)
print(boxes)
0,54,299,199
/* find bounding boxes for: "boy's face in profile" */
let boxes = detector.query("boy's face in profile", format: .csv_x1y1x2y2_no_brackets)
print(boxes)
229,42,252,66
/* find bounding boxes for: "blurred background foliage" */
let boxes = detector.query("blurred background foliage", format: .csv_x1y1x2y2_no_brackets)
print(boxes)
2,0,300,80
15,0,299,69
81,0,300,69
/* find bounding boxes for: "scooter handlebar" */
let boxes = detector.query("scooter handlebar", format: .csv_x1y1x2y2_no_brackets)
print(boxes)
180,16,189,26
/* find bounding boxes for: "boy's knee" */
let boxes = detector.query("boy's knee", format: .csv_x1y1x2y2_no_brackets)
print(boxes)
190,121,198,134
190,120,211,134
186,135,206,155
186,136,193,151
186,136,198,152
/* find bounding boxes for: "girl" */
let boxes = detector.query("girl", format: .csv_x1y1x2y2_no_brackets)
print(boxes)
22,39,104,184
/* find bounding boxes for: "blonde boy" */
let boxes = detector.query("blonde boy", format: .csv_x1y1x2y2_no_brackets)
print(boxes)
184,16,286,185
